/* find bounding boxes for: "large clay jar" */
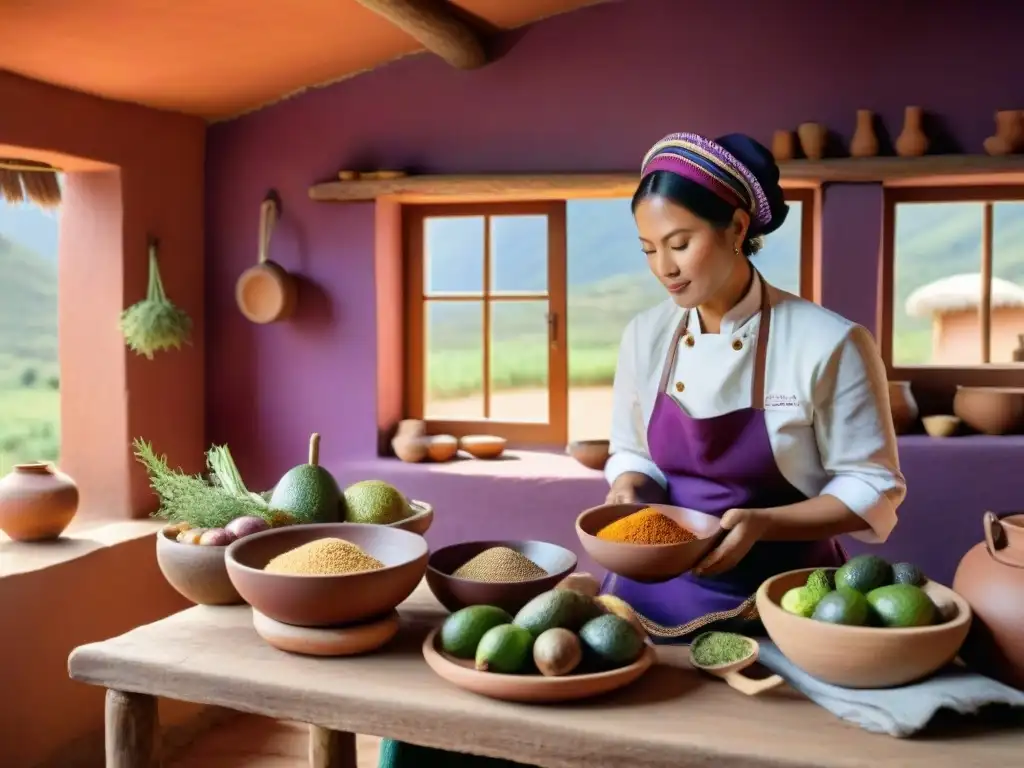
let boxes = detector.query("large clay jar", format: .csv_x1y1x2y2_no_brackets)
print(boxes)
850,110,879,158
0,462,79,541
895,106,929,157
887,380,919,435
797,123,826,160
953,512,1024,690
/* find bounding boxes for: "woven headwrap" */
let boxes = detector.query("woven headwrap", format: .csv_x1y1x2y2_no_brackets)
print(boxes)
640,132,787,236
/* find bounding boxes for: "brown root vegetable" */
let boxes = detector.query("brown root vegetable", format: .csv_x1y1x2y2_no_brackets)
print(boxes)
555,572,601,598
162,522,190,539
198,528,235,546
532,628,583,677
177,528,207,544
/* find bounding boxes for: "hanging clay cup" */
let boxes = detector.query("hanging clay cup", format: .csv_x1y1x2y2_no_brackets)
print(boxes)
887,380,919,435
771,130,795,162
983,110,1024,156
796,123,826,160
0,462,79,541
235,196,297,324
895,106,928,157
850,110,879,158
953,511,1024,690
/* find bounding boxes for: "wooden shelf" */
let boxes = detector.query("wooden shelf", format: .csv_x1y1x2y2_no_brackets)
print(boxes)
308,155,1024,203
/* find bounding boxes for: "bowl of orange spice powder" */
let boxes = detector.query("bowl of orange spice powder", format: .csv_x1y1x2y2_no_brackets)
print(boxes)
575,503,726,583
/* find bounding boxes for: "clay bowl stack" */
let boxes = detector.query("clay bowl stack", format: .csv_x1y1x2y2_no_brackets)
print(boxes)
426,540,577,614
575,503,724,583
226,523,428,656
156,527,244,606
756,568,973,688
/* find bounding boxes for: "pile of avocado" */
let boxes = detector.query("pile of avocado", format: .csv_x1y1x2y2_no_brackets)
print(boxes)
438,585,647,677
780,555,943,628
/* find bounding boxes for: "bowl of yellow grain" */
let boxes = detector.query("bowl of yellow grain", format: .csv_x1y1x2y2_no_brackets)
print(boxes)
425,540,577,614
575,503,725,584
225,523,428,627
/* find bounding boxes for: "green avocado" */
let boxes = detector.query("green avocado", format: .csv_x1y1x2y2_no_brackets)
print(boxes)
439,605,514,660
475,624,534,674
343,480,411,525
811,587,871,626
578,614,646,669
866,583,937,628
835,554,893,593
513,589,603,638
268,433,342,524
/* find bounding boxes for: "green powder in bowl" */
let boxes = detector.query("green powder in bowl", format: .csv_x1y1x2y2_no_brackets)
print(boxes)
689,631,754,668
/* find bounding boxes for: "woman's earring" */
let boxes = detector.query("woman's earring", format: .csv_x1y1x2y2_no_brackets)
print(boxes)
734,245,741,255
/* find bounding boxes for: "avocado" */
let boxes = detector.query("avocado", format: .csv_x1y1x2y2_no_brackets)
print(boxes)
513,589,603,637
343,480,411,525
780,586,820,618
578,614,646,669
268,433,342,524
475,624,534,673
835,554,893,593
811,587,871,626
439,605,514,659
595,594,647,637
866,583,937,628
532,628,583,677
891,562,926,587
806,568,835,594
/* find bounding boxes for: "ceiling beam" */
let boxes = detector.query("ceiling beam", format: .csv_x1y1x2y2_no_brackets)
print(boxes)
354,0,488,69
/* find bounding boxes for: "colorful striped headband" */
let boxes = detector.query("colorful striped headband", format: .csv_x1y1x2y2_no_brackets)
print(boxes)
640,133,773,231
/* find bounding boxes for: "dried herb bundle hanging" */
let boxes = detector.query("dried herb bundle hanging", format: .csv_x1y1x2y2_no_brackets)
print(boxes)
120,239,192,359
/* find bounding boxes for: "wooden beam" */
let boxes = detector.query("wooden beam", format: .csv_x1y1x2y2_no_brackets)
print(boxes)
354,0,487,69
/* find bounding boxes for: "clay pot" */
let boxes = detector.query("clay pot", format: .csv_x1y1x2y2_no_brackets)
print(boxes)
425,435,458,462
895,106,928,157
887,380,919,435
922,414,960,438
953,512,1024,690
1013,334,1024,363
953,386,1024,435
0,462,79,541
771,130,795,161
796,123,826,160
983,110,1024,156
850,110,879,158
391,435,428,463
156,529,244,606
567,439,611,470
396,419,426,438
459,435,506,459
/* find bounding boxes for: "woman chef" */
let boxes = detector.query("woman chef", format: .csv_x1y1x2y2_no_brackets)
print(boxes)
378,132,906,766
601,131,906,640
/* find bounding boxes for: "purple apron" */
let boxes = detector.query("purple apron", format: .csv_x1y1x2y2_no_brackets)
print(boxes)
602,281,846,641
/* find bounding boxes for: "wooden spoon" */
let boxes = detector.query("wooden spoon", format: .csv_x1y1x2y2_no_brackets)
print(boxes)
689,636,785,696
235,195,297,324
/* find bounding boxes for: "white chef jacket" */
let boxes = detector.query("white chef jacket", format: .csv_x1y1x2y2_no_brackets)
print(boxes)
605,272,905,544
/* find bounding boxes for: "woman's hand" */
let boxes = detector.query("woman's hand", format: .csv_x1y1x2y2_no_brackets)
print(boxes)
605,472,666,505
693,508,772,577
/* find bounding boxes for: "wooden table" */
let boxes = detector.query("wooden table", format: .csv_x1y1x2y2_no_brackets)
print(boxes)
69,583,1022,768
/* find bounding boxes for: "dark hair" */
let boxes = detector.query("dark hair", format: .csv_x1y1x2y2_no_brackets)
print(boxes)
631,171,764,257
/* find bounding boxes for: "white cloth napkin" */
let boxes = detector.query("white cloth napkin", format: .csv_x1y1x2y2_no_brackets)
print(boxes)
756,641,1024,737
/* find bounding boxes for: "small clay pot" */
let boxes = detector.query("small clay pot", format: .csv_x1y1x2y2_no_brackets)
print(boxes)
395,419,426,438
983,110,1024,156
887,381,919,435
922,415,961,439
797,123,826,160
771,130,795,161
895,106,929,157
850,110,879,158
425,435,458,462
567,439,611,470
953,386,1024,435
156,530,243,606
391,434,428,463
459,435,506,459
0,462,79,541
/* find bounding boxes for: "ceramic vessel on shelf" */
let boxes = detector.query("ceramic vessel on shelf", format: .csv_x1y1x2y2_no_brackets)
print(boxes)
796,123,825,160
391,434,428,463
771,130,795,161
983,110,1024,156
757,568,971,688
0,462,79,541
895,106,928,157
953,386,1024,435
155,528,243,606
850,109,879,157
459,435,506,459
425,435,458,462
953,512,1024,690
567,439,610,471
922,414,961,438
887,380,919,435
1012,334,1024,362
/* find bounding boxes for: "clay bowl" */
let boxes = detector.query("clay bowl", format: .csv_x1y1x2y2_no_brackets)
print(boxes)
426,435,459,462
459,435,506,459
953,386,1024,435
756,568,972,688
425,540,577,614
567,439,610,471
386,500,433,536
156,529,243,606
922,414,961,438
225,523,428,627
422,627,655,703
253,609,400,657
575,503,725,584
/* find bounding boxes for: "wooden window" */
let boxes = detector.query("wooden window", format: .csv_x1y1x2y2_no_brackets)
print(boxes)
879,186,1024,396
403,190,816,447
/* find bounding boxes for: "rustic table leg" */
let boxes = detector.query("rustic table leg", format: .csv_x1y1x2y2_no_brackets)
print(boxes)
309,725,357,768
104,690,158,768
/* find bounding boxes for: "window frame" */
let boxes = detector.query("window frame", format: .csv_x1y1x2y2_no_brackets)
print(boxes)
878,185,1024,393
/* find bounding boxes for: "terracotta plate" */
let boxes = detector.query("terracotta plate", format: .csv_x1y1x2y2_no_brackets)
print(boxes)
253,609,400,657
421,627,655,703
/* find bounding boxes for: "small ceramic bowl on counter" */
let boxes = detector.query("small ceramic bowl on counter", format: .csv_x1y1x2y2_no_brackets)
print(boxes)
459,435,506,459
567,439,610,470
156,526,244,606
385,499,434,536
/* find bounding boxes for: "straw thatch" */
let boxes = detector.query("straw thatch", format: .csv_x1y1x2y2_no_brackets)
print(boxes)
905,273,1024,318
0,159,62,208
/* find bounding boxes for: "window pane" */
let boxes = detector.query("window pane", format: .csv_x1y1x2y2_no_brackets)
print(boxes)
566,198,661,441
894,202,984,366
490,215,547,293
424,300,483,419
992,201,1024,364
489,300,549,423
755,200,802,295
424,216,483,294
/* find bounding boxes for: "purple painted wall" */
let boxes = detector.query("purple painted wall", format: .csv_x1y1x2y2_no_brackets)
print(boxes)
205,0,1024,585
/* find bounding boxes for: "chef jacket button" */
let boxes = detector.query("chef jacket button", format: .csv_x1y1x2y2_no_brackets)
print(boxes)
732,338,743,351
684,334,695,347
675,381,685,393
